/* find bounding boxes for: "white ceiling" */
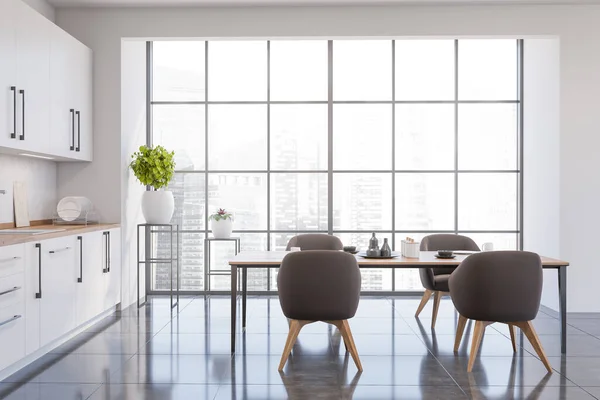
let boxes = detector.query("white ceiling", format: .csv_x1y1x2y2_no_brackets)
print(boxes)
46,0,598,7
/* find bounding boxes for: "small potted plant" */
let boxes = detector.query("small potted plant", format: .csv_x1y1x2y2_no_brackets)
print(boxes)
209,208,234,238
130,145,176,224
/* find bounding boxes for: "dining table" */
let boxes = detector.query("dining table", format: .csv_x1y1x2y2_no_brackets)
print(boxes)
228,251,569,354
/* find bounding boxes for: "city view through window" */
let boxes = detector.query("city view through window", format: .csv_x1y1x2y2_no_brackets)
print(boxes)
149,39,521,293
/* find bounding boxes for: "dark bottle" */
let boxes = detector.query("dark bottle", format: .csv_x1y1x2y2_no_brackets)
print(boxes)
380,238,391,257
368,233,379,250
366,233,380,257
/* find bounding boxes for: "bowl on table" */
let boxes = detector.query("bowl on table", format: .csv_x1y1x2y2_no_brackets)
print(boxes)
343,246,358,254
436,250,454,258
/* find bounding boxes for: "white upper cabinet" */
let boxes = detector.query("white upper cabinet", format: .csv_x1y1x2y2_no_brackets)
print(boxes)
74,44,93,161
15,0,52,155
50,28,77,159
0,0,18,150
50,27,93,161
0,0,93,162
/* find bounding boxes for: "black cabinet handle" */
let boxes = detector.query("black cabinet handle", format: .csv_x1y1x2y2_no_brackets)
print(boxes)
107,231,111,273
102,232,108,273
76,111,81,152
0,286,21,297
19,90,24,141
0,315,21,328
48,247,71,254
10,87,16,139
70,109,75,151
35,243,42,299
77,236,83,283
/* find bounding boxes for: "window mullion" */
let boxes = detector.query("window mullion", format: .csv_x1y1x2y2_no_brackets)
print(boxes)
204,41,210,292
454,39,459,235
327,40,334,236
391,40,396,292
266,40,271,290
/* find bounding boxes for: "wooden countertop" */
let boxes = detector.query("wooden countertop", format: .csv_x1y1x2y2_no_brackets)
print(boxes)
0,224,120,247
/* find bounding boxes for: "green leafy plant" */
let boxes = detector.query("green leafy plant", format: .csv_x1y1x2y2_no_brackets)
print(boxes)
129,145,175,190
209,208,234,221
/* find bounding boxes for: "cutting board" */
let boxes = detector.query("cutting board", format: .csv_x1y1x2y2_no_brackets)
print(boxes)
13,181,30,228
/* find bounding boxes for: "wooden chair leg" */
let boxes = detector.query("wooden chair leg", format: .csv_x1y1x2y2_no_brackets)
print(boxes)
467,320,488,372
278,320,305,371
454,314,468,352
508,323,517,353
330,322,349,351
415,289,433,317
340,320,363,371
331,321,349,351
431,291,444,329
516,321,552,373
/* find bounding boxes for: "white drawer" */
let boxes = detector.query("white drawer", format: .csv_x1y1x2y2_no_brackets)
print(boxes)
0,273,24,310
0,302,26,372
0,245,25,278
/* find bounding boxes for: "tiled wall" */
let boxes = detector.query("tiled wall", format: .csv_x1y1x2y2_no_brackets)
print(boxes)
0,155,57,225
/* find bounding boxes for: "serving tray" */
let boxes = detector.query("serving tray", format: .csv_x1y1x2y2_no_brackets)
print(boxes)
358,251,400,259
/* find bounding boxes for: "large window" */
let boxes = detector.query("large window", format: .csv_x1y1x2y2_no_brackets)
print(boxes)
149,39,522,293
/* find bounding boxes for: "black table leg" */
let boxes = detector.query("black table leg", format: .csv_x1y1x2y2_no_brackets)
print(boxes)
559,266,567,354
231,264,237,353
242,267,247,328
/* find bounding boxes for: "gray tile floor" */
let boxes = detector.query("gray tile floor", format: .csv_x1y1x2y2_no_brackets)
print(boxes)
1,295,600,399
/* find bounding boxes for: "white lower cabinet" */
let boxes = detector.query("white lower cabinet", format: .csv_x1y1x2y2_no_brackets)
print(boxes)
0,272,24,310
104,228,121,310
75,229,121,324
0,244,26,372
24,241,41,355
39,236,78,348
0,302,26,372
15,228,122,365
75,231,104,326
0,244,25,279
23,236,79,350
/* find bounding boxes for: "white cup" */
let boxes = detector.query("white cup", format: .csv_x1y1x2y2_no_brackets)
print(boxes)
290,247,301,252
482,242,494,252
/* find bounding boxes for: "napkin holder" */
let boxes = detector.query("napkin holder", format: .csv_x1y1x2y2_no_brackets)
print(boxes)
401,240,420,258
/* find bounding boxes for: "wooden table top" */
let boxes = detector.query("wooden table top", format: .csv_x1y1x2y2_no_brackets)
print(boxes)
0,224,120,247
229,251,569,267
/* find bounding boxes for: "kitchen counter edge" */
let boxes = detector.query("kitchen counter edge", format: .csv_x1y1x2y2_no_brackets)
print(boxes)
0,224,120,247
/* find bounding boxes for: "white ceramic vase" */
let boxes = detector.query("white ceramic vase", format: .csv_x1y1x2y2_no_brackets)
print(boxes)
142,190,174,224
211,218,233,238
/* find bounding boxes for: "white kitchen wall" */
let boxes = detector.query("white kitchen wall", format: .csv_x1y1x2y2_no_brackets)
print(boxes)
523,39,561,311
21,0,55,21
0,154,57,224
55,4,599,311
121,40,147,309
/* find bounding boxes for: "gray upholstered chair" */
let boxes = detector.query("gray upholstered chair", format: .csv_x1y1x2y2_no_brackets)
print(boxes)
449,251,551,373
277,250,362,371
415,234,480,328
285,234,343,251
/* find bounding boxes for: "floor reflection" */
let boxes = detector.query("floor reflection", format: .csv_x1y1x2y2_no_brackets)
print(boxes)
0,296,596,400
466,360,553,400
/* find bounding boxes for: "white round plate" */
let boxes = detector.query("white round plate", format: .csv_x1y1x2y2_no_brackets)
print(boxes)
57,197,92,222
